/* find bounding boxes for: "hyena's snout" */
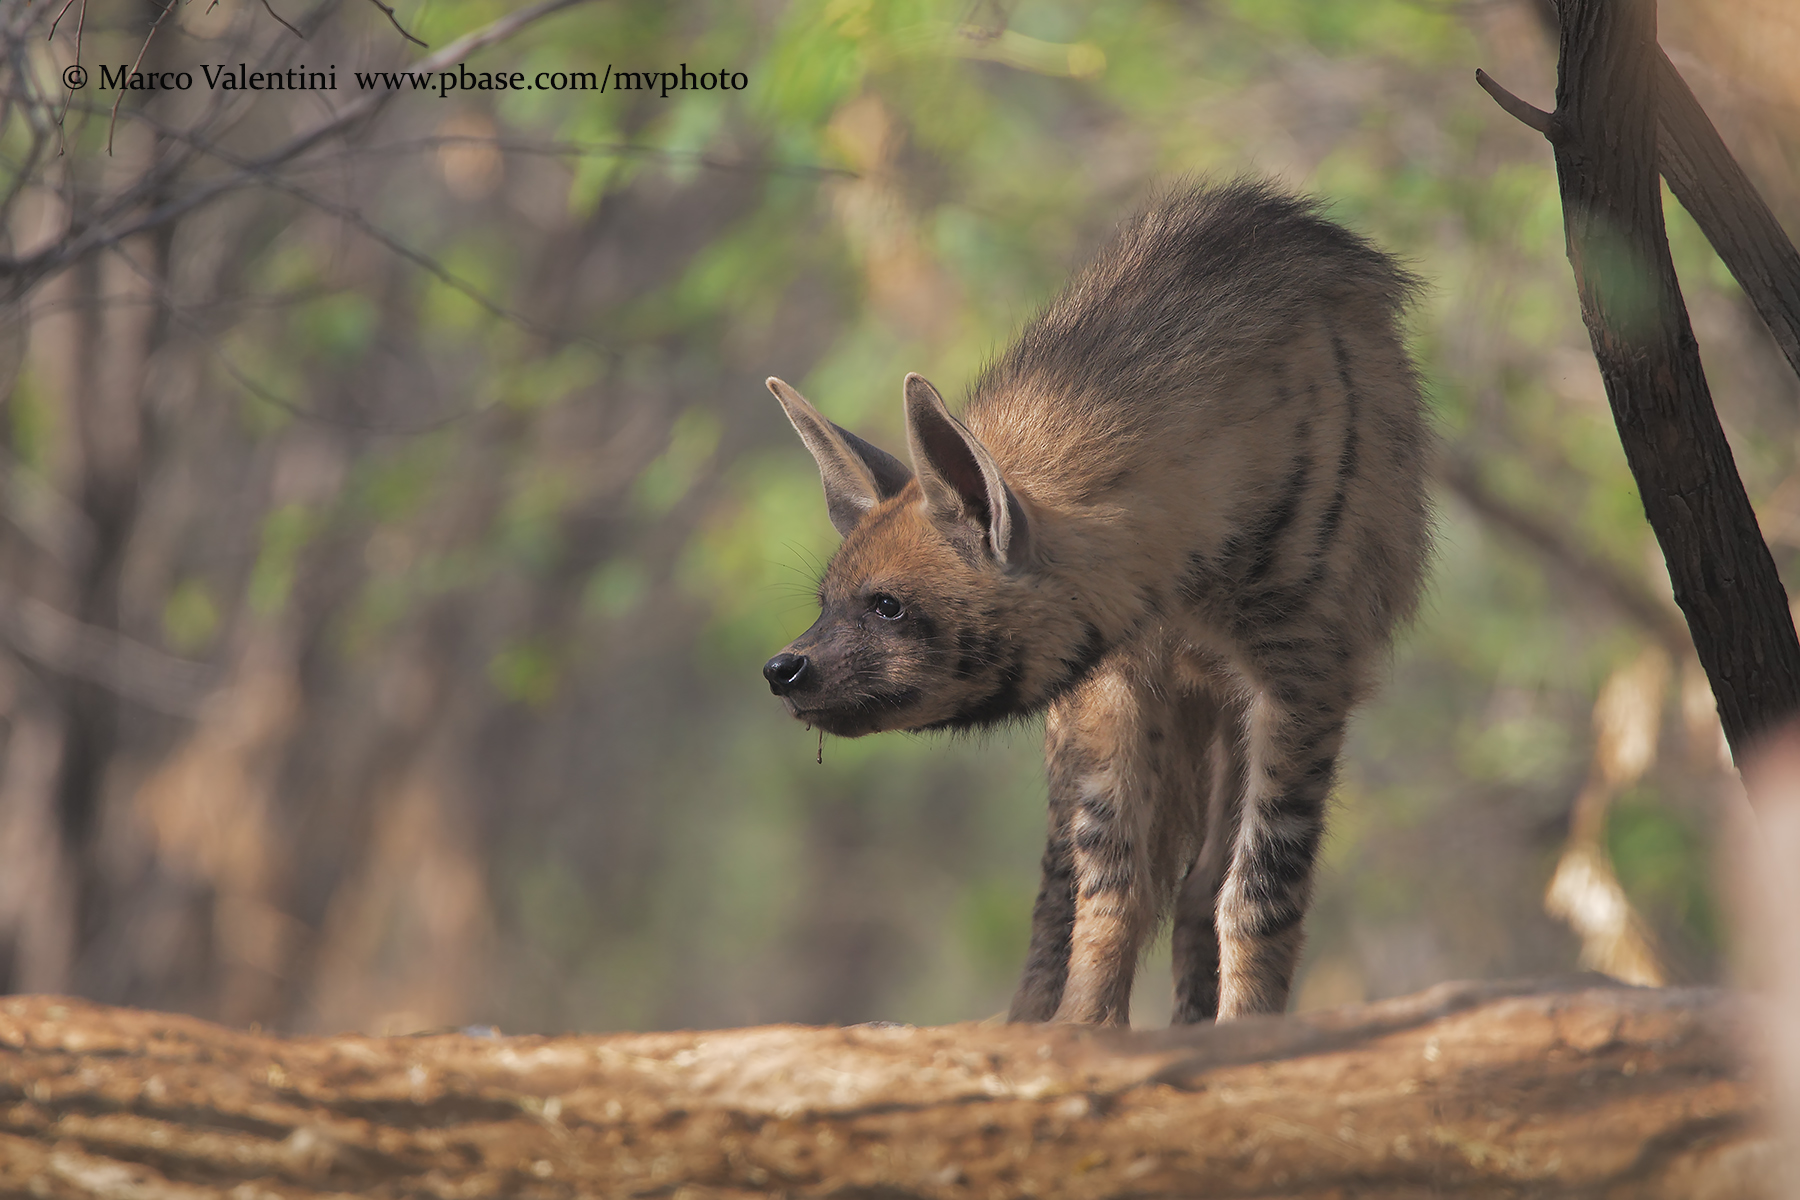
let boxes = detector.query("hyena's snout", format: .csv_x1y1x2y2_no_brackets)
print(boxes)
762,650,808,696
761,626,882,735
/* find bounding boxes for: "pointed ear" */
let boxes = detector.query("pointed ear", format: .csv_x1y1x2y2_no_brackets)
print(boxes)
768,377,912,536
902,373,1029,566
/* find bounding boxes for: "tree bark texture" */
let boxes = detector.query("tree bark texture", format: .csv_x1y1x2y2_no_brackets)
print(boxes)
1550,0,1800,759
0,981,1778,1199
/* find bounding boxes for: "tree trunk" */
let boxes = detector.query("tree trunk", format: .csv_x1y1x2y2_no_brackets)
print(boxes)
1549,0,1800,760
0,981,1777,1198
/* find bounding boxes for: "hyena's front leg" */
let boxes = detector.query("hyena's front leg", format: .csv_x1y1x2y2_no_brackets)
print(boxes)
1010,661,1160,1026
1214,685,1348,1019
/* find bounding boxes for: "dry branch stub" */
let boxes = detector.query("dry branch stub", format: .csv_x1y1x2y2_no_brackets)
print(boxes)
0,981,1777,1198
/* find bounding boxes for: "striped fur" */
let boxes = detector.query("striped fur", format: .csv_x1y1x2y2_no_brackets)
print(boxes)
764,180,1431,1024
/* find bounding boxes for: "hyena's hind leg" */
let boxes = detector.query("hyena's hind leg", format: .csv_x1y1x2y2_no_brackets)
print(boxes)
1008,653,1177,1025
1170,693,1245,1024
1213,676,1352,1019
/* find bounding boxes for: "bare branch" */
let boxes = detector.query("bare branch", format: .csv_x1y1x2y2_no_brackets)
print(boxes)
1438,453,1692,660
389,0,587,74
106,0,178,154
365,0,426,47
259,0,305,41
117,105,859,183
0,0,598,299
184,141,597,349
0,589,216,716
45,0,79,42
1475,67,1555,137
50,0,89,146
100,239,484,435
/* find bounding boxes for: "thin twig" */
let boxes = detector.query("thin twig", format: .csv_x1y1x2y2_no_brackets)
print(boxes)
1475,68,1555,137
45,0,79,41
107,0,178,154
259,0,305,40
122,116,859,180
101,240,490,435
6,280,341,322
365,0,427,47
41,50,624,357
0,0,596,298
209,145,592,348
51,0,88,151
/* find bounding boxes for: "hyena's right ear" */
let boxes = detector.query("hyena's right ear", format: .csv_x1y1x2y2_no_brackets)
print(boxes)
768,377,913,536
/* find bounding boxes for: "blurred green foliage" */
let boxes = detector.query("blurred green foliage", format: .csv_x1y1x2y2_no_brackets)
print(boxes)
14,0,1786,1032
162,580,222,655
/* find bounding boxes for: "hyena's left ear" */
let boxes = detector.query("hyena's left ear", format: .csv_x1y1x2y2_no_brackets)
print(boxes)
903,373,1030,567
768,377,913,536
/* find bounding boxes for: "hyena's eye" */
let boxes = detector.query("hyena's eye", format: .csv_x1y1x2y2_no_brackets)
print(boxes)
869,593,906,621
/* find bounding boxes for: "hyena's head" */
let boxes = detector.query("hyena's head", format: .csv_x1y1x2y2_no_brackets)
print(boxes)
761,373,1042,737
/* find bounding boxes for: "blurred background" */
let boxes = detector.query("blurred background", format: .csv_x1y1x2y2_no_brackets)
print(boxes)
0,0,1795,1035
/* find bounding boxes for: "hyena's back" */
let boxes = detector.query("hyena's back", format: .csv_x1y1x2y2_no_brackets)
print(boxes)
968,180,1429,658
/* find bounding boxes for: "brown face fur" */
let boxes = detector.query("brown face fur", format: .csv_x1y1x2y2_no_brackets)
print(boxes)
772,482,1033,736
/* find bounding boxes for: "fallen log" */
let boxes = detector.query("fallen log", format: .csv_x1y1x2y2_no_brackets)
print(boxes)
0,979,1778,1198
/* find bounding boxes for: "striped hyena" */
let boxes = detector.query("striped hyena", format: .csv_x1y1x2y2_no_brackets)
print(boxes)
762,181,1430,1024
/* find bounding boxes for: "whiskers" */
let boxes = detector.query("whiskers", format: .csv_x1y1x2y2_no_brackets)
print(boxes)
765,545,830,621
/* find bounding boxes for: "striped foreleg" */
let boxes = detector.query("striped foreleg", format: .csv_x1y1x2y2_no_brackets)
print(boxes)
1025,665,1160,1026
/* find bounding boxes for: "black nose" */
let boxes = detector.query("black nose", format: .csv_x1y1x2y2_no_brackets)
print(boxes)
763,652,808,695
